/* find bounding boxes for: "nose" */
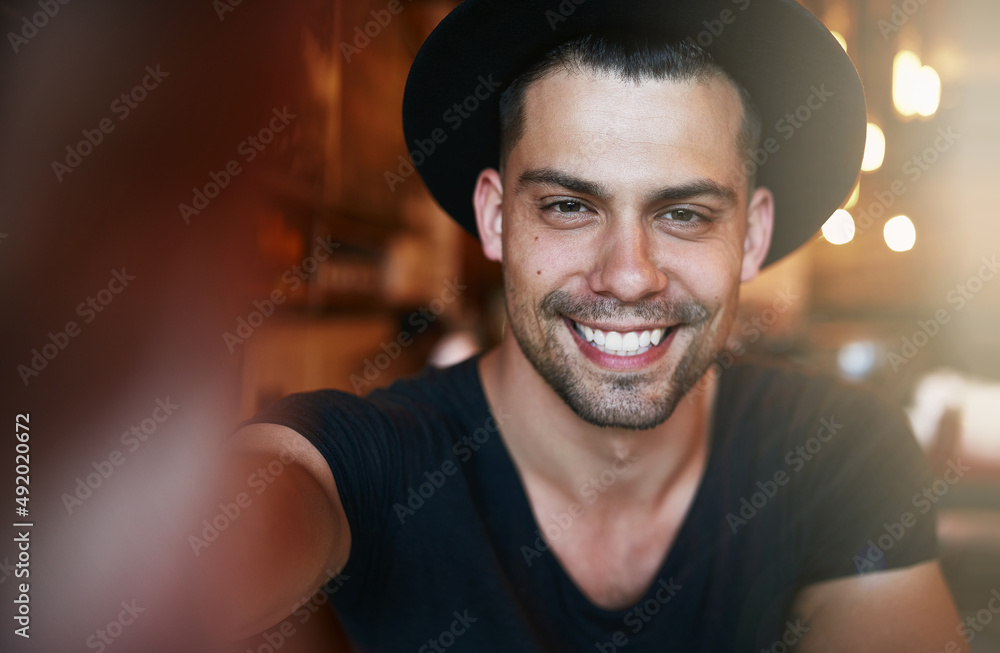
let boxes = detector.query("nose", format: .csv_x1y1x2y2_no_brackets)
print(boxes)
587,219,668,303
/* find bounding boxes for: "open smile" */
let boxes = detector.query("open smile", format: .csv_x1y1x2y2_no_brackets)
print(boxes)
570,319,673,356
563,316,678,370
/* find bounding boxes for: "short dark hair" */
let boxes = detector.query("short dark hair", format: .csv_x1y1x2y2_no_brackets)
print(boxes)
498,34,763,191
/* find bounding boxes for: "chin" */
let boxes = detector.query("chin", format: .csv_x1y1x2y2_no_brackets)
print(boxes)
513,319,717,431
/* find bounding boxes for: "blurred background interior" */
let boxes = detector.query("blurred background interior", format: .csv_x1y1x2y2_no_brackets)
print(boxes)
228,0,1000,645
2,0,999,650
223,0,997,643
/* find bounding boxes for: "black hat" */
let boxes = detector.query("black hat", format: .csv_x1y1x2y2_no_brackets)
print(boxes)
402,0,866,266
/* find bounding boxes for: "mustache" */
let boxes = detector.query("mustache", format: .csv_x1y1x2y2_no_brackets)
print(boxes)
538,290,710,325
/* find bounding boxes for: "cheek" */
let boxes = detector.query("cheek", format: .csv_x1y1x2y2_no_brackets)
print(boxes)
502,236,551,314
507,229,581,289
668,246,741,308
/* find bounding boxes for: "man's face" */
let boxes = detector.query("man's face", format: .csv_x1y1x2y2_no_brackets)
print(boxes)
490,69,766,430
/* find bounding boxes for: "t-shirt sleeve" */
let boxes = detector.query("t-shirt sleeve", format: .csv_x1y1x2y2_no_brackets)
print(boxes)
795,389,939,587
239,390,404,589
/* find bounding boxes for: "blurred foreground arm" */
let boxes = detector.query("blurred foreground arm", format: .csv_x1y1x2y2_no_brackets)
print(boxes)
193,423,351,639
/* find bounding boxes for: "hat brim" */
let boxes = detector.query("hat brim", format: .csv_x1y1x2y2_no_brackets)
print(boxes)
403,0,866,267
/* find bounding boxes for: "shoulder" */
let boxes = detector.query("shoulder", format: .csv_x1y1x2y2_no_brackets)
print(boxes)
368,354,483,417
243,355,484,449
720,356,902,428
715,357,925,472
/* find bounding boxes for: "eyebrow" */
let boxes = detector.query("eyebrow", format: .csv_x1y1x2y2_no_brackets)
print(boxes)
516,168,738,206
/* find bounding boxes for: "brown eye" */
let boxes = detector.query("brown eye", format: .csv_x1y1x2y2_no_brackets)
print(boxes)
553,201,586,213
666,209,697,223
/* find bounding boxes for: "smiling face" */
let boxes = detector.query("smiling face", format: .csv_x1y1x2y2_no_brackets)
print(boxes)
475,69,773,430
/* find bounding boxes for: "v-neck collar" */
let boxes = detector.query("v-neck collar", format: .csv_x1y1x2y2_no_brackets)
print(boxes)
461,356,731,621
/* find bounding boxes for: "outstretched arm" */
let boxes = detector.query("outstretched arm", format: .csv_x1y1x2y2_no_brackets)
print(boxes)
193,422,352,639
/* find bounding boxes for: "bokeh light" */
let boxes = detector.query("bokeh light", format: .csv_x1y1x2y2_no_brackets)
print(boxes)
884,215,917,252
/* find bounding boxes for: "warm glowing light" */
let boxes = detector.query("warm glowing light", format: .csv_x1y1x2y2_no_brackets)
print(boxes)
822,209,856,245
831,30,847,51
884,215,916,252
862,123,886,172
893,50,941,118
893,51,922,116
845,182,860,210
915,66,941,117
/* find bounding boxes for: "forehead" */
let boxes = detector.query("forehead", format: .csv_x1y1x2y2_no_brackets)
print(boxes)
511,69,746,191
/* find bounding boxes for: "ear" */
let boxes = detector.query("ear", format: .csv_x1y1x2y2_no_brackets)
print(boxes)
473,168,504,263
741,186,775,283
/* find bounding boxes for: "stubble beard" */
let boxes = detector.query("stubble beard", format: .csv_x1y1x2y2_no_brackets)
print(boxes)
505,283,722,430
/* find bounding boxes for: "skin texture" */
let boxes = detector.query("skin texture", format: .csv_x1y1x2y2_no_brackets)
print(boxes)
481,68,771,431
473,68,967,648
212,67,966,651
475,67,773,610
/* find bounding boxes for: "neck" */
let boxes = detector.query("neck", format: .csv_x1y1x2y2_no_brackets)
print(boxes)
478,335,719,509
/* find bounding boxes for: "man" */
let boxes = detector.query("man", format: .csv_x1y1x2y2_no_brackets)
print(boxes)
203,1,966,650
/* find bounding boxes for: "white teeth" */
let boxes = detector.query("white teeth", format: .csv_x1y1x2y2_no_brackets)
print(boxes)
573,321,673,356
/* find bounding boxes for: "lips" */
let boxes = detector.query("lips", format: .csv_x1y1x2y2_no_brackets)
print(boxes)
569,319,674,357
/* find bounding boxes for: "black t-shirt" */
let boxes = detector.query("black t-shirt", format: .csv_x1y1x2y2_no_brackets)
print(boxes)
244,356,937,652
